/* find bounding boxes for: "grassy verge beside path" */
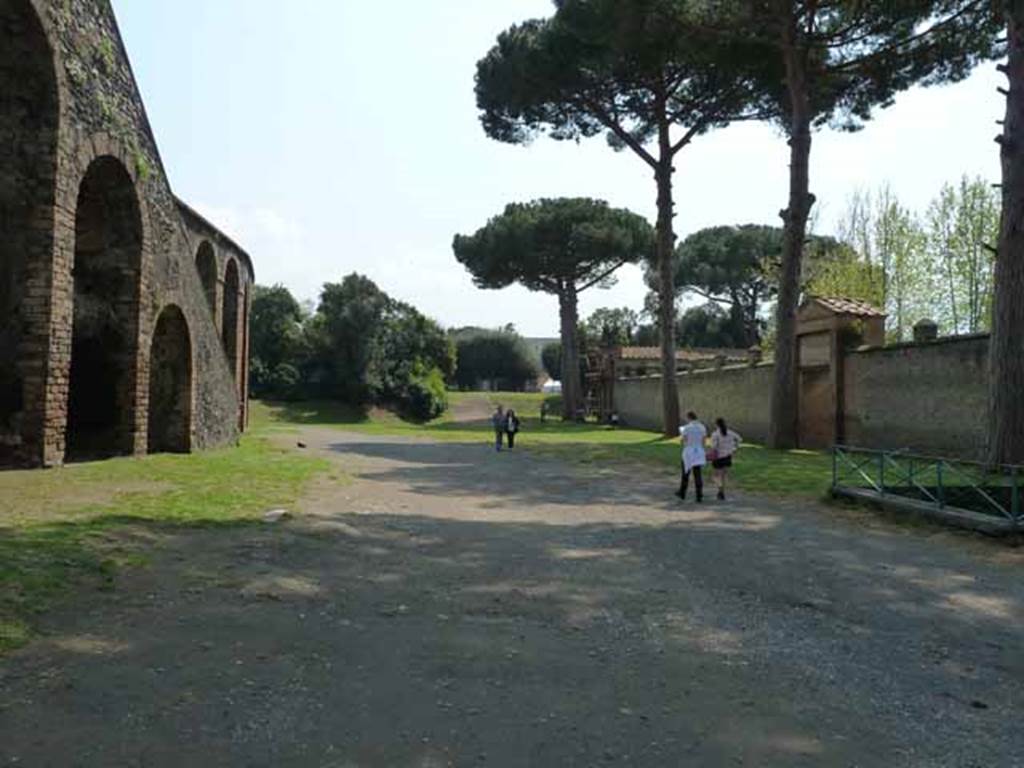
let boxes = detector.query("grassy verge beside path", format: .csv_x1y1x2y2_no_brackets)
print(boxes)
0,416,329,653
258,393,832,499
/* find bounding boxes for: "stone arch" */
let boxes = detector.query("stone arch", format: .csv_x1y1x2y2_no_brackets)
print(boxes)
147,304,192,454
0,0,59,461
222,258,240,378
195,240,217,318
66,155,143,461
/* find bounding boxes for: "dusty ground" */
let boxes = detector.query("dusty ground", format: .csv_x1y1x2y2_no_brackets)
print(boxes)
2,426,1022,767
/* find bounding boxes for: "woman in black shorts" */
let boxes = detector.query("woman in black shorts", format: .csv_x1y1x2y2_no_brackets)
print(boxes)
709,418,742,501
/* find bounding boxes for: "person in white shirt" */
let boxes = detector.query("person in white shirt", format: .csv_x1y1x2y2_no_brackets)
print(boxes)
709,417,742,501
676,411,707,502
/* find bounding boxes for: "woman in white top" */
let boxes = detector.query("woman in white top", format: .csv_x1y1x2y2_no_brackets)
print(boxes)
676,411,707,502
709,417,742,501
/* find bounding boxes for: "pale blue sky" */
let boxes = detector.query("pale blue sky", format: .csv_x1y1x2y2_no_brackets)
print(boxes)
114,1,1003,336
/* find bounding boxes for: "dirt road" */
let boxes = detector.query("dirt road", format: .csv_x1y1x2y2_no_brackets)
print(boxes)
2,428,1022,766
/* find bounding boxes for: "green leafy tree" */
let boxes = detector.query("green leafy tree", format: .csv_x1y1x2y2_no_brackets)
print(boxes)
667,224,856,346
453,198,653,419
804,252,885,311
676,302,746,348
454,331,539,391
925,176,999,334
583,307,640,348
316,274,392,403
474,0,774,434
366,300,455,415
249,284,307,399
670,225,781,345
711,0,1002,447
872,187,929,342
541,342,562,381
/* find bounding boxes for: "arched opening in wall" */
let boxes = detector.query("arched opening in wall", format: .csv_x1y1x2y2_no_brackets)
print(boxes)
195,241,217,318
222,259,239,378
148,305,192,454
0,0,59,460
66,156,142,461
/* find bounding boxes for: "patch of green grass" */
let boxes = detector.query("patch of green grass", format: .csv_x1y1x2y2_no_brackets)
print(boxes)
0,430,328,653
256,394,832,499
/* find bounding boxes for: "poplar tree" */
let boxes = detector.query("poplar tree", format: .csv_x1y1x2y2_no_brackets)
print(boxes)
473,0,774,435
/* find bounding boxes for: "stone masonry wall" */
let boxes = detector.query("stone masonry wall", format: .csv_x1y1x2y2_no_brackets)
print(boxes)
1,0,250,466
614,336,990,458
177,201,254,434
843,335,989,459
615,364,774,442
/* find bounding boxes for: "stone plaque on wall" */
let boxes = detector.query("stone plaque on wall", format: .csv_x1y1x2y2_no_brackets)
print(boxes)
799,332,831,368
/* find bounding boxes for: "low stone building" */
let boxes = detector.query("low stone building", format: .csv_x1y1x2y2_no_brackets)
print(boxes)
0,0,253,467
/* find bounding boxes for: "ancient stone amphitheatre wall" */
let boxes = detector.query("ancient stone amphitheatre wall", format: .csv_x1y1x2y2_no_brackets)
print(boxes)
0,0,253,466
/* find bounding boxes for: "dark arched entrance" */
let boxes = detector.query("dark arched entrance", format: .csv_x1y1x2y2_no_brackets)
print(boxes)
0,0,59,462
148,305,192,453
66,156,142,461
195,241,216,318
222,259,239,378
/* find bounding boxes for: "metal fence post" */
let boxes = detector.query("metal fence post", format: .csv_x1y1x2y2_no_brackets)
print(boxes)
879,451,885,496
937,462,944,509
832,447,838,490
1012,466,1020,525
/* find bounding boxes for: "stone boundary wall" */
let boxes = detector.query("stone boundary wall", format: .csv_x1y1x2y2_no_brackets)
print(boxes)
614,335,991,458
615,364,774,442
843,335,989,459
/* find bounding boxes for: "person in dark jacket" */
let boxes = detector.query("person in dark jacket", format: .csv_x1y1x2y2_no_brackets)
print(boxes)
505,409,520,449
491,405,505,452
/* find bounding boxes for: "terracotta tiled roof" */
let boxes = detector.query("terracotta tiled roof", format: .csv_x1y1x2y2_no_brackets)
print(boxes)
809,296,886,317
617,346,747,362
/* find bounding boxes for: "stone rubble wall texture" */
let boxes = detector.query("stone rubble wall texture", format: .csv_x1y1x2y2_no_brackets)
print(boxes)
842,335,989,458
614,365,774,443
0,0,252,466
614,335,991,459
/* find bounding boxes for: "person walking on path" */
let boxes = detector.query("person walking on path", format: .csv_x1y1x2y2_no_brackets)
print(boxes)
709,418,742,501
676,411,707,502
505,409,520,449
491,405,505,452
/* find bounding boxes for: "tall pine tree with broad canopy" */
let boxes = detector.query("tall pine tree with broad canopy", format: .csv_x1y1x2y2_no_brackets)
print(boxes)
703,0,1001,447
452,198,653,420
473,0,775,435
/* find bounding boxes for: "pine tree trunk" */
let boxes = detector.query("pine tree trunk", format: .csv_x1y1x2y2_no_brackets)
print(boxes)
655,159,681,437
988,7,1024,465
558,285,581,421
769,31,814,450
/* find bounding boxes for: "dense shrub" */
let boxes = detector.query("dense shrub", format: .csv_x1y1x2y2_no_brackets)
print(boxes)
398,364,448,421
247,275,454,419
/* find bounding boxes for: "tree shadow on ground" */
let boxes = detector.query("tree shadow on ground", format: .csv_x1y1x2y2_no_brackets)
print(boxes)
1,500,1022,766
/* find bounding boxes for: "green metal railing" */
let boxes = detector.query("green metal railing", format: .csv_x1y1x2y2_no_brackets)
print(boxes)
832,446,1023,526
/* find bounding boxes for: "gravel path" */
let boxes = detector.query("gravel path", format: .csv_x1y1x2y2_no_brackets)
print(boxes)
1,427,1022,767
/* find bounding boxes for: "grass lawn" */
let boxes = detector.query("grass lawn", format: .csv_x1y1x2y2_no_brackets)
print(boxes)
257,392,833,499
2,392,830,653
0,414,329,653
